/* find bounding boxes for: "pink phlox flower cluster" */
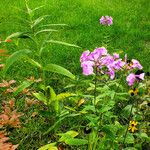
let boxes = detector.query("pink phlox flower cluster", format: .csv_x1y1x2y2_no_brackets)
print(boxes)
100,16,113,26
124,55,143,70
80,47,125,79
125,55,144,86
126,73,145,86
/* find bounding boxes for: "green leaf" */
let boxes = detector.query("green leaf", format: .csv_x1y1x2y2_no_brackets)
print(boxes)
57,93,75,101
99,105,113,113
46,86,56,101
38,143,57,150
3,49,31,75
41,24,68,27
140,133,149,139
47,40,80,48
121,105,136,118
26,57,42,69
83,105,96,112
32,5,45,12
33,92,47,104
31,17,44,28
58,130,79,142
125,133,135,144
14,80,33,96
65,130,79,138
123,147,137,150
5,32,25,40
65,138,88,146
44,63,75,80
35,29,58,36
102,125,116,140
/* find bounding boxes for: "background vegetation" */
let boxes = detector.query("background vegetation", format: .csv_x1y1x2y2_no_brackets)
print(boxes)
0,0,149,78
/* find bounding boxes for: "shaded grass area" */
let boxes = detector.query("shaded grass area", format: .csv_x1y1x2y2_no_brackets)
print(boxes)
0,0,149,75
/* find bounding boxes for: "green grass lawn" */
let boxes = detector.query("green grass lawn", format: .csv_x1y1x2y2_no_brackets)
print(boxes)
0,0,149,78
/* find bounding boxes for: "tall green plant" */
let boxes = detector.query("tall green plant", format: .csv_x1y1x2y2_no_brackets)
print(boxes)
3,0,80,80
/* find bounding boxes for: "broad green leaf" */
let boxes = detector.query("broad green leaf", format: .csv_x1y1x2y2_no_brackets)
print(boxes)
124,133,135,144
140,133,149,139
99,106,113,113
121,105,136,118
14,80,33,96
38,143,57,150
59,134,72,142
35,29,58,36
102,125,116,140
83,105,96,112
58,131,79,143
3,49,31,75
46,86,56,101
44,63,75,80
33,92,47,104
26,57,42,69
57,93,75,101
5,32,25,40
65,131,78,137
65,138,88,146
47,40,80,48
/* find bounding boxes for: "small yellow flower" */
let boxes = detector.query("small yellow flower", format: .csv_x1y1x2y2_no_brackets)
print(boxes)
128,88,139,96
128,121,138,133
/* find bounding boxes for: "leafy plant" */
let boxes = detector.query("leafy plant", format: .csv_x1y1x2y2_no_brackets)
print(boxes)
3,0,79,80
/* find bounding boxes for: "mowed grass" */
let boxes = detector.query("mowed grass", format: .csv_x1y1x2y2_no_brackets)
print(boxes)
0,0,150,78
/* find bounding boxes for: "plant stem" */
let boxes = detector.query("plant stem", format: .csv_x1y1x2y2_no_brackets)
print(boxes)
122,102,134,146
94,67,98,106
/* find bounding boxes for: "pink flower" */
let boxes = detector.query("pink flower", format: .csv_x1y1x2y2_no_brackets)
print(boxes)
100,16,113,26
80,50,90,62
131,59,143,70
88,47,107,61
113,53,119,59
81,61,94,75
126,73,136,86
107,67,115,79
112,59,125,70
124,55,143,70
126,73,145,86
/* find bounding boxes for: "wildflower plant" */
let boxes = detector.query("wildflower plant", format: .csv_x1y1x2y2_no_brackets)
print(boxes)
3,0,80,81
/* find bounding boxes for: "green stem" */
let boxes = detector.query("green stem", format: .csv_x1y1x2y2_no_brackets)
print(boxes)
94,67,98,106
122,102,134,146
